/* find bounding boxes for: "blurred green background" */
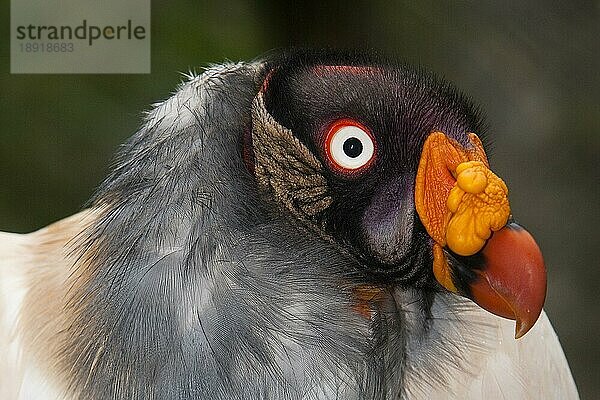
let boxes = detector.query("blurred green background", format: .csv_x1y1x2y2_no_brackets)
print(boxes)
1,1,598,398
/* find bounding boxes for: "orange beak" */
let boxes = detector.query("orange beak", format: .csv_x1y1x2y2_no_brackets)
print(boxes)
415,132,547,338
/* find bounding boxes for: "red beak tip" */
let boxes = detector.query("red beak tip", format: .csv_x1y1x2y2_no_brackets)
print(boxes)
514,319,530,339
468,222,547,340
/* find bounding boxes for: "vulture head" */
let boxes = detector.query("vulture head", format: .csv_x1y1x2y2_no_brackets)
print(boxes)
247,51,546,337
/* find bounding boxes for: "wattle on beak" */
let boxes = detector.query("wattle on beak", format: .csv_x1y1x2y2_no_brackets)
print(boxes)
415,132,547,339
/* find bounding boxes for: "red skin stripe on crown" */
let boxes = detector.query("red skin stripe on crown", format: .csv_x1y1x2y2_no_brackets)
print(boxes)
259,69,275,93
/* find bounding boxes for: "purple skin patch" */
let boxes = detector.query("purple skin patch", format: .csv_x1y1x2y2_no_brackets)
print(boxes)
361,174,415,265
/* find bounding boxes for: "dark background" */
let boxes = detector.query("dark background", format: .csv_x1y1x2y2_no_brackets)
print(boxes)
1,1,598,398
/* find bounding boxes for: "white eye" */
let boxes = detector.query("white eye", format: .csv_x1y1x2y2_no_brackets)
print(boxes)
325,121,376,172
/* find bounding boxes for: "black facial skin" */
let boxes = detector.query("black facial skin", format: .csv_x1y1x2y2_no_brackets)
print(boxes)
262,50,486,286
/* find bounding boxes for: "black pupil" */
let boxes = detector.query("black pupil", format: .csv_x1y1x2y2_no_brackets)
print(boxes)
343,137,363,158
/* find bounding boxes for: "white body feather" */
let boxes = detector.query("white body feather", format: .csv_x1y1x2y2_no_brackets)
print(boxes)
0,231,58,400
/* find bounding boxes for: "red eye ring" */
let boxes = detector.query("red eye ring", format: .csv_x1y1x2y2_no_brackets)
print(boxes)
324,119,377,175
